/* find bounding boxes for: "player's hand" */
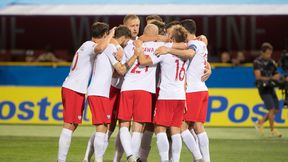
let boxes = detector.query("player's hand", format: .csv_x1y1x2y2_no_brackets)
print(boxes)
133,39,143,48
197,35,208,45
201,64,212,81
155,46,170,56
108,27,116,37
115,48,123,61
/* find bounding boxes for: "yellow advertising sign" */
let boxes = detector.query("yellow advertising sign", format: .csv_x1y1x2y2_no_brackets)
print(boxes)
0,87,287,127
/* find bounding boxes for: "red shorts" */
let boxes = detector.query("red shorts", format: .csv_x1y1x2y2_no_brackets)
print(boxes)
88,96,112,125
61,87,85,124
185,91,208,123
118,90,152,123
109,86,121,122
153,100,185,127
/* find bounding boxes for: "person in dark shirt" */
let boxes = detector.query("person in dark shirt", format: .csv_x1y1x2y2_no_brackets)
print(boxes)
253,42,282,137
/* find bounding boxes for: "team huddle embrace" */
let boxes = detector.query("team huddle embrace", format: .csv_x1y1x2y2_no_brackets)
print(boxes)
58,15,211,162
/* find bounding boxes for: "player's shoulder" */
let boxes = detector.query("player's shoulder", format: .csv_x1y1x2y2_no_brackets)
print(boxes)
188,39,205,46
82,40,96,47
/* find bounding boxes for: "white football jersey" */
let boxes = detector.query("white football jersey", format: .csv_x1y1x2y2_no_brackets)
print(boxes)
121,41,168,93
87,44,119,97
62,41,97,94
151,54,187,100
186,40,208,92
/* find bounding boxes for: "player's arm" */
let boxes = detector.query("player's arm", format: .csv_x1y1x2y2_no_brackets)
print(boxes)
112,51,139,76
139,34,169,42
201,62,212,82
155,46,195,60
94,27,116,54
171,42,187,50
133,39,154,66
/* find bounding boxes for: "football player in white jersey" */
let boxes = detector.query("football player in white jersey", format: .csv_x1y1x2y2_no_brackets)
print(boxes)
85,25,140,162
136,25,188,162
117,21,159,162
137,21,166,162
155,19,211,162
83,15,142,162
57,22,115,162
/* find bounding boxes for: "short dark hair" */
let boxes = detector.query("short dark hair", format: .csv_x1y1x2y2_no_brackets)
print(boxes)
123,14,140,25
146,15,163,22
171,25,188,43
91,22,109,38
181,19,196,34
114,25,132,39
150,20,166,35
165,20,180,30
261,42,273,53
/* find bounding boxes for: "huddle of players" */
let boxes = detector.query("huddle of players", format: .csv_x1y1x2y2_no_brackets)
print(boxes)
57,15,211,162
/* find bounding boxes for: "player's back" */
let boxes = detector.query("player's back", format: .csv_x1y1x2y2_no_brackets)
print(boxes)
62,41,97,94
157,54,186,100
88,44,117,97
186,39,208,92
121,41,164,93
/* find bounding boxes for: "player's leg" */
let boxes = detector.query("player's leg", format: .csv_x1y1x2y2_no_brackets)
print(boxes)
58,87,84,162
155,125,169,162
182,92,204,160
169,100,187,162
132,90,152,160
83,132,95,162
180,121,202,161
139,123,154,162
194,122,210,162
113,130,124,162
170,126,182,162
194,92,210,162
88,96,112,162
118,91,135,159
58,123,78,162
139,91,156,162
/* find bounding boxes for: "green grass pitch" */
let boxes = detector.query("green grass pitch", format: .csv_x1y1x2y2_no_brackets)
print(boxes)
0,125,287,162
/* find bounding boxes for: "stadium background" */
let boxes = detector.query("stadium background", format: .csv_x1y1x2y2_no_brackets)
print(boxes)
0,0,288,162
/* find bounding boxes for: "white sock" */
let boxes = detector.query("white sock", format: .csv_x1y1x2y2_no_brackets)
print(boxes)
156,132,169,162
119,127,133,156
131,132,143,156
139,130,153,162
181,130,202,160
103,131,113,154
83,132,95,161
58,128,73,162
171,134,182,162
198,132,210,162
94,132,106,162
190,129,199,145
113,132,124,162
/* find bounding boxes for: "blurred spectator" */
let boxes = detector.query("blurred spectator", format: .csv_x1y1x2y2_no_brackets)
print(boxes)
232,51,246,66
34,46,65,62
220,51,231,63
25,50,35,62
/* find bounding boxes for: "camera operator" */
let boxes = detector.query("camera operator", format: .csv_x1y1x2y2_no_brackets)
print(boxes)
279,50,288,106
253,42,282,137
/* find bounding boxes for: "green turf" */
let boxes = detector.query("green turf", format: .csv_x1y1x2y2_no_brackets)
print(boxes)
0,125,287,162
